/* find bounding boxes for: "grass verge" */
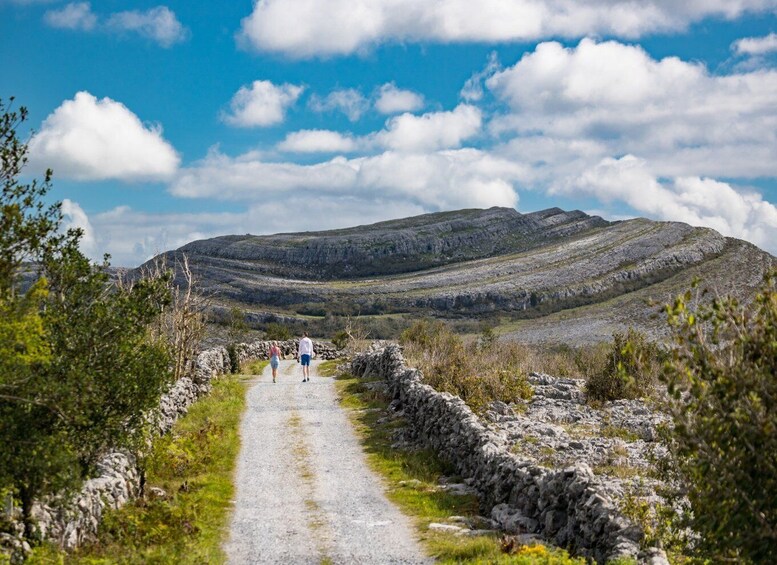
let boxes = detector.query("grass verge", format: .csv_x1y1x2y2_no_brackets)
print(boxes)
29,361,267,564
333,370,585,564
316,358,342,377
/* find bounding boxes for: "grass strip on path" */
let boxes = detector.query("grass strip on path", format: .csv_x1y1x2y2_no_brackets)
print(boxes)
334,369,585,565
29,360,267,564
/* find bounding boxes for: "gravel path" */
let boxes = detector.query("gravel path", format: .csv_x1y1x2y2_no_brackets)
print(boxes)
225,359,429,564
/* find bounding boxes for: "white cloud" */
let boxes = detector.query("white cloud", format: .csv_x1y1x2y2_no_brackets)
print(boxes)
279,104,481,153
106,6,189,47
237,0,777,57
487,38,777,180
732,32,777,55
376,104,482,152
170,146,525,212
28,91,180,182
460,52,501,102
278,130,358,153
223,80,303,128
374,83,424,114
559,155,777,253
44,2,97,31
309,88,370,122
41,4,188,47
61,199,97,257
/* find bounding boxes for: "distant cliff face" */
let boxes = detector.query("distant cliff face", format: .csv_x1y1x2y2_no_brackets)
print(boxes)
143,206,775,343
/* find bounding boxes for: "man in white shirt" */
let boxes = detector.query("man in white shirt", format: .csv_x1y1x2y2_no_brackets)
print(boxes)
297,332,314,382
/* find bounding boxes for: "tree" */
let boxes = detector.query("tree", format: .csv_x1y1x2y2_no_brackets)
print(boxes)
661,272,777,562
0,98,60,291
0,98,173,536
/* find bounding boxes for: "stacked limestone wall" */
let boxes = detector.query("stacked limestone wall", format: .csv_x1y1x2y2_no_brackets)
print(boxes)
3,339,340,559
351,344,665,564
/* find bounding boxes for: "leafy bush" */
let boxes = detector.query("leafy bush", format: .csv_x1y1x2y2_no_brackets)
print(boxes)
585,328,660,402
659,272,777,563
331,329,349,350
400,320,532,412
264,322,291,341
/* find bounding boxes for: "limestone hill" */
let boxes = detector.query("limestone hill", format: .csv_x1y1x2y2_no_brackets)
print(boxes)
147,207,775,344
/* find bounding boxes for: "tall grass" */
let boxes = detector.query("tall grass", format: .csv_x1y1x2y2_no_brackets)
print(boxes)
400,320,533,412
400,320,661,409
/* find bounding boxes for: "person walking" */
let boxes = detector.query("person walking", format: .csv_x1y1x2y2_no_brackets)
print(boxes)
297,332,314,382
269,341,281,383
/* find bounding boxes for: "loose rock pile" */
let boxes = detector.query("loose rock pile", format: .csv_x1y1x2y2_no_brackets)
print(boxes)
352,344,669,564
488,374,669,482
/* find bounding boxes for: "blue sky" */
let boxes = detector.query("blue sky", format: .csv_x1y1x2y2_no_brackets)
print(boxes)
2,0,776,266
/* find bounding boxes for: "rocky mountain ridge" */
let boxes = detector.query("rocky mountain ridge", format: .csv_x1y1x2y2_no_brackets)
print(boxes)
147,206,775,344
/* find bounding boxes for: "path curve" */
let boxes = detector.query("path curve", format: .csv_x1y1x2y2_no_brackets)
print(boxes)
225,359,429,564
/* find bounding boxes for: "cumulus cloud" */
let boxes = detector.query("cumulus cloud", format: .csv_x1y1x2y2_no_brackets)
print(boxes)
278,105,482,153
558,155,777,253
223,80,303,127
106,6,189,47
237,0,777,57
170,146,525,212
61,199,97,257
732,32,777,55
44,2,97,31
28,91,180,182
41,3,188,47
487,38,777,180
460,52,501,102
376,104,482,152
309,88,370,122
374,83,424,114
277,130,357,153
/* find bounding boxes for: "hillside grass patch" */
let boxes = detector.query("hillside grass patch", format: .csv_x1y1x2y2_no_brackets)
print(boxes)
28,361,267,564
333,370,584,564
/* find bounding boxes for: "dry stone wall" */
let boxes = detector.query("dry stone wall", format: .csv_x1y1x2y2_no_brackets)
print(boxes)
351,343,668,565
2,339,340,561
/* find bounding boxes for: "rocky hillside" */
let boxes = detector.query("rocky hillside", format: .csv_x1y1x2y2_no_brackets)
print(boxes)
166,207,606,280
147,207,775,344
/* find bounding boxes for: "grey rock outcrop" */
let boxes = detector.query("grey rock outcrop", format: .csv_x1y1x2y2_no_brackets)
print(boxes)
352,344,667,564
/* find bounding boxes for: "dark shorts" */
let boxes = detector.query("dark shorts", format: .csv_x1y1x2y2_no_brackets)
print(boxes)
300,354,311,366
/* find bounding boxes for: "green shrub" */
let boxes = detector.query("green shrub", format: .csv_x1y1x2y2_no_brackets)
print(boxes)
264,322,291,341
331,329,349,350
585,328,660,402
659,271,777,563
225,343,240,374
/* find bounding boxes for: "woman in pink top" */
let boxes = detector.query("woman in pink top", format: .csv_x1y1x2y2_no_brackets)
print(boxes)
269,341,281,383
